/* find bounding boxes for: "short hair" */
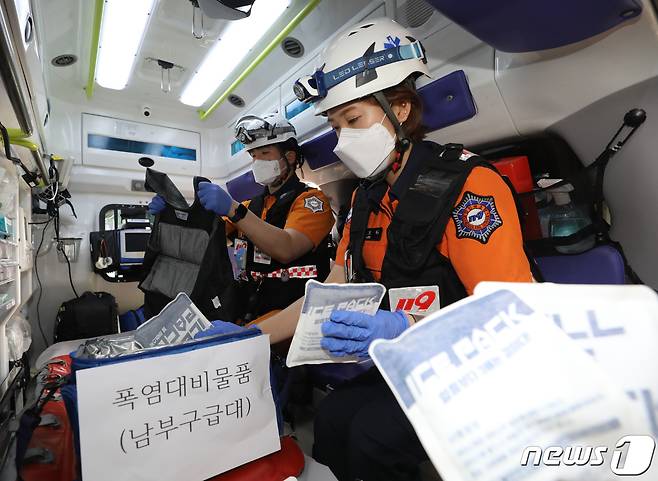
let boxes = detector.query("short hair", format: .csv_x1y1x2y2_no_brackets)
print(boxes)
275,137,305,168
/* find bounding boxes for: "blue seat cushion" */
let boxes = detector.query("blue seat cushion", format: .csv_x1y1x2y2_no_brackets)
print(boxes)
418,69,476,131
535,245,626,285
300,130,341,171
226,170,264,202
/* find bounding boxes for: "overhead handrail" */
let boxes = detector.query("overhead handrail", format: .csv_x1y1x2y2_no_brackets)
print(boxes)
0,3,49,183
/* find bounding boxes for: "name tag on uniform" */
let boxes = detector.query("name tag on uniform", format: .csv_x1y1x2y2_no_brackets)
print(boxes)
253,245,272,265
233,238,248,272
365,227,383,241
389,286,441,318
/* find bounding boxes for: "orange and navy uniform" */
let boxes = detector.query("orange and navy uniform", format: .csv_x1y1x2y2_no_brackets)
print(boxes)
226,188,335,248
336,159,532,295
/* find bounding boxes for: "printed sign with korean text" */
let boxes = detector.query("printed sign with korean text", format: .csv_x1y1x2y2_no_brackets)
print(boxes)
76,335,279,481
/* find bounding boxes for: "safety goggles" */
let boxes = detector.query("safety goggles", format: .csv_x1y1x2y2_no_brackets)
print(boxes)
234,115,295,145
293,40,426,104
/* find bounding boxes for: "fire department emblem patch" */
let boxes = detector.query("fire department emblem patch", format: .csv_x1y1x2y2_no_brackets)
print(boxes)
452,192,503,244
304,195,324,213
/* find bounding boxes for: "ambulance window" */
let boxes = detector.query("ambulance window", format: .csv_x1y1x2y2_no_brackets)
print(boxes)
95,204,150,283
101,205,149,230
285,98,311,120
231,139,245,156
88,134,197,161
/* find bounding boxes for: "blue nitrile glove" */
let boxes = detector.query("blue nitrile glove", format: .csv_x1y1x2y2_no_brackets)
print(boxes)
147,194,166,215
320,309,410,358
198,181,234,216
194,320,261,339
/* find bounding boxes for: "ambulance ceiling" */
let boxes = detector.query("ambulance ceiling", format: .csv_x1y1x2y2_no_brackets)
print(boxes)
35,0,645,131
35,0,372,128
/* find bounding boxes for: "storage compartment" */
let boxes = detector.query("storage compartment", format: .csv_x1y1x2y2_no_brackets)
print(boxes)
82,113,202,176
477,135,595,251
0,155,23,399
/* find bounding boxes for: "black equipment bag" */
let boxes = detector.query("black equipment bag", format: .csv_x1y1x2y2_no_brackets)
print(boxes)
54,291,119,342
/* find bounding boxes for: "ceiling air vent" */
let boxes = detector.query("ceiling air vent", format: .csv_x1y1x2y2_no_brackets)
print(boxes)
397,0,435,29
51,54,78,67
228,94,245,108
281,37,304,58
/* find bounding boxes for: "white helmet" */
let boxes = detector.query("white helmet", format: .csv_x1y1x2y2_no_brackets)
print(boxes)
293,18,429,115
234,113,296,151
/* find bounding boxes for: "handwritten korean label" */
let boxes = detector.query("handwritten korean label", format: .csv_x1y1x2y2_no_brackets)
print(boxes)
77,335,279,481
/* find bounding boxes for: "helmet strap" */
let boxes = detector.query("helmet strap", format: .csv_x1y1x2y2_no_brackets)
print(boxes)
372,91,412,156
370,91,411,181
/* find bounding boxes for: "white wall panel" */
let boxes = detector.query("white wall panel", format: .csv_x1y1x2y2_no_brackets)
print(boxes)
27,191,147,358
551,78,658,289
422,24,519,147
496,5,658,135
82,113,201,176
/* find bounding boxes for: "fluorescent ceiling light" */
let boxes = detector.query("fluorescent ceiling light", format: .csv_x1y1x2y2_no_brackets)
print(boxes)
96,0,156,90
180,0,291,107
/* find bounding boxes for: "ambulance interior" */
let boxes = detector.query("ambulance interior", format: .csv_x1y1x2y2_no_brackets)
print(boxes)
0,0,657,479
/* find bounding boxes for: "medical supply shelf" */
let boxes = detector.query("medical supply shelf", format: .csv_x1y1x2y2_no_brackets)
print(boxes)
0,299,15,312
0,151,31,399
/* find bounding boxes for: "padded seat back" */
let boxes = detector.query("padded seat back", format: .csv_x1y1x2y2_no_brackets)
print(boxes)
423,0,642,52
226,170,264,202
535,245,626,285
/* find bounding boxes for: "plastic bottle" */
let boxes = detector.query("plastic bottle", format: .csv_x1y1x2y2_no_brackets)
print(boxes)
547,185,595,254
535,189,553,238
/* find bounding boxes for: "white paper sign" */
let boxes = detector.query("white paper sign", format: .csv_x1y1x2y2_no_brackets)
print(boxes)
370,290,646,481
77,335,280,481
286,280,386,367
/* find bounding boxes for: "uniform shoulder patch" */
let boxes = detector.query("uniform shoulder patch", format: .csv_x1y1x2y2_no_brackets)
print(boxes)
303,195,324,213
451,192,503,244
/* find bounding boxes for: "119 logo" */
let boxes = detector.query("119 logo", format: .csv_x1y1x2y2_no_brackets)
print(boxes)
389,286,441,317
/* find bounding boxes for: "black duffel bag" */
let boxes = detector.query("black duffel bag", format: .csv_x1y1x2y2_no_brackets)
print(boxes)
54,291,119,342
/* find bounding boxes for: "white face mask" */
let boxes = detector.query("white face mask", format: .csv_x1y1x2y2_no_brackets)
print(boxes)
252,158,284,185
333,115,396,179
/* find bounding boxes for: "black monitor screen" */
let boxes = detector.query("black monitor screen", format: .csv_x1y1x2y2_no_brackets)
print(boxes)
125,232,150,252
